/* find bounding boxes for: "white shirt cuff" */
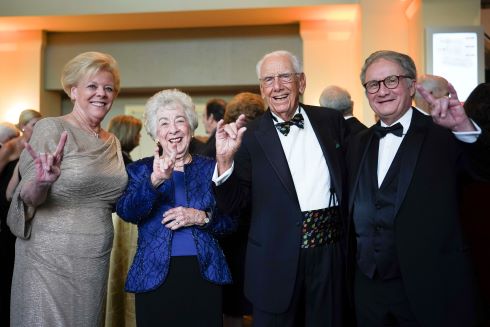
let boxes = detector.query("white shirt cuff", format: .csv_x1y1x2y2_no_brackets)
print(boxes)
452,120,481,143
212,162,234,186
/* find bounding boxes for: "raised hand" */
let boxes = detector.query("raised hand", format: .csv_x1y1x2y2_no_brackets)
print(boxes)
416,82,475,132
215,114,247,174
151,143,177,187
25,131,68,185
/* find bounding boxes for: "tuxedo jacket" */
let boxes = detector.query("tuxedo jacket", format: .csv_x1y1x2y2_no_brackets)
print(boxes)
346,117,367,135
215,104,348,313
346,108,490,326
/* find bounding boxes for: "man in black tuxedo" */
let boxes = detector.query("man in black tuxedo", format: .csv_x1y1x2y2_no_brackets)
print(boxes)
319,85,367,135
347,50,490,327
213,50,348,326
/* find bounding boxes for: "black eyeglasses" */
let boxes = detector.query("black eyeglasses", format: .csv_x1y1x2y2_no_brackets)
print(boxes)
363,75,413,94
259,72,301,87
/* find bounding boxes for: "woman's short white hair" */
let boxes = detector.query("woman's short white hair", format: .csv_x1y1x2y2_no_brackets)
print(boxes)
144,89,198,139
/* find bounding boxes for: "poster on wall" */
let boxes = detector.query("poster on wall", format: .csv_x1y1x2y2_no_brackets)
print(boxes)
425,27,484,102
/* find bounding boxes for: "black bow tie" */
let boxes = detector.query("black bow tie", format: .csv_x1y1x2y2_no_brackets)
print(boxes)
373,122,403,138
274,113,304,136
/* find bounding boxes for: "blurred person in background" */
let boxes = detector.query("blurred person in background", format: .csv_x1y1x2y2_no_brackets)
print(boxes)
0,122,20,149
197,97,227,158
0,110,41,327
413,74,449,114
105,114,142,327
108,114,142,165
5,111,44,202
319,85,367,135
7,51,127,326
0,109,42,174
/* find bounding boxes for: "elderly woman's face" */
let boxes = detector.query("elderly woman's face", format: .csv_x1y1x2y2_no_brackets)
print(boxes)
70,70,116,123
155,104,191,159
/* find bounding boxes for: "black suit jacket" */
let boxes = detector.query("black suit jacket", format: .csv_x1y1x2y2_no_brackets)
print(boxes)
346,108,490,326
345,117,367,135
215,104,348,313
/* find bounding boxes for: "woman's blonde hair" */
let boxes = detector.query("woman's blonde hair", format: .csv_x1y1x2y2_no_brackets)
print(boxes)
16,109,42,130
108,115,142,152
61,51,121,99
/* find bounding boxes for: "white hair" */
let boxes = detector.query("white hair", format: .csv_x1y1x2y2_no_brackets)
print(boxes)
256,50,302,78
144,89,198,140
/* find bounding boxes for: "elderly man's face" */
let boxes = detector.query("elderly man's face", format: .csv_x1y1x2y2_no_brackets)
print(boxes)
259,54,306,121
364,58,415,126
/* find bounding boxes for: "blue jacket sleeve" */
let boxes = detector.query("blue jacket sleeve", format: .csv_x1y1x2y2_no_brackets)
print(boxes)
115,158,171,224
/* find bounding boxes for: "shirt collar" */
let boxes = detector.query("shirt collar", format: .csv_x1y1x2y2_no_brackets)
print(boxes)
270,105,302,123
380,107,413,135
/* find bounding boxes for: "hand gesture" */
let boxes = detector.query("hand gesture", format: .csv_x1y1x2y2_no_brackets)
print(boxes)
161,206,205,230
416,82,475,132
25,131,68,185
215,114,247,174
151,143,177,187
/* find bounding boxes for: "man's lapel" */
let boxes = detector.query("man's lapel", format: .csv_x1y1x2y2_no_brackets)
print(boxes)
348,129,375,211
254,111,299,205
393,108,428,216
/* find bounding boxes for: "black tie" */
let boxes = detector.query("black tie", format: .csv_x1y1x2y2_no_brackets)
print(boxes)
274,113,304,136
373,122,403,138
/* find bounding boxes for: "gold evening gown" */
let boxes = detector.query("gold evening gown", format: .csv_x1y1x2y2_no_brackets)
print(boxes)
7,117,127,327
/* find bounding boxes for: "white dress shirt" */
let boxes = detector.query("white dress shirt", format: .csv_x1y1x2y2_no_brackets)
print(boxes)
213,106,334,211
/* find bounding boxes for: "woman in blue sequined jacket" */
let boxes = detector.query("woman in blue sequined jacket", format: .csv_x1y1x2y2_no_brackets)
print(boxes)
116,89,236,327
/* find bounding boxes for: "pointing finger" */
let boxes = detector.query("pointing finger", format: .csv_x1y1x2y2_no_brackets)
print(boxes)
447,83,459,103
53,131,68,158
415,83,436,104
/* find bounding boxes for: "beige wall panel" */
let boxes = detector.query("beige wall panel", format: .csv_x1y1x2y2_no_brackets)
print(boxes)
45,25,302,91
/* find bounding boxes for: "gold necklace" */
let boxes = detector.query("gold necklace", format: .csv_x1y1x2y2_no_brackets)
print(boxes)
72,113,101,138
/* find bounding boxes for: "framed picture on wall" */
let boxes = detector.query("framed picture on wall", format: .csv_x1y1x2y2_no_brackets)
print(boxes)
425,26,484,102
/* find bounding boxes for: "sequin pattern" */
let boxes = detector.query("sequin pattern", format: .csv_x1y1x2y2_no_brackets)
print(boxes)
301,206,341,248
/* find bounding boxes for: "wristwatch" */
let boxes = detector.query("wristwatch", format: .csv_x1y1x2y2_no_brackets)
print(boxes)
203,211,210,224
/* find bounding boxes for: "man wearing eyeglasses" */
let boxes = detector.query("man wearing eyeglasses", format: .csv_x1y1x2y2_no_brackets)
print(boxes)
213,50,348,326
346,50,490,327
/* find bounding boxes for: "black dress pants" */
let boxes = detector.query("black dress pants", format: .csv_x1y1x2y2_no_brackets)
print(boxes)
253,244,345,327
135,256,222,327
355,268,421,327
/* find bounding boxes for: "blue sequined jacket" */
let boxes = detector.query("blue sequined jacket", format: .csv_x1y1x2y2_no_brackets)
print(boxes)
116,155,236,293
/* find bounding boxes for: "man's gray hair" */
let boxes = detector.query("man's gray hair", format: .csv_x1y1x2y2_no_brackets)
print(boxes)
360,50,417,85
319,85,353,116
